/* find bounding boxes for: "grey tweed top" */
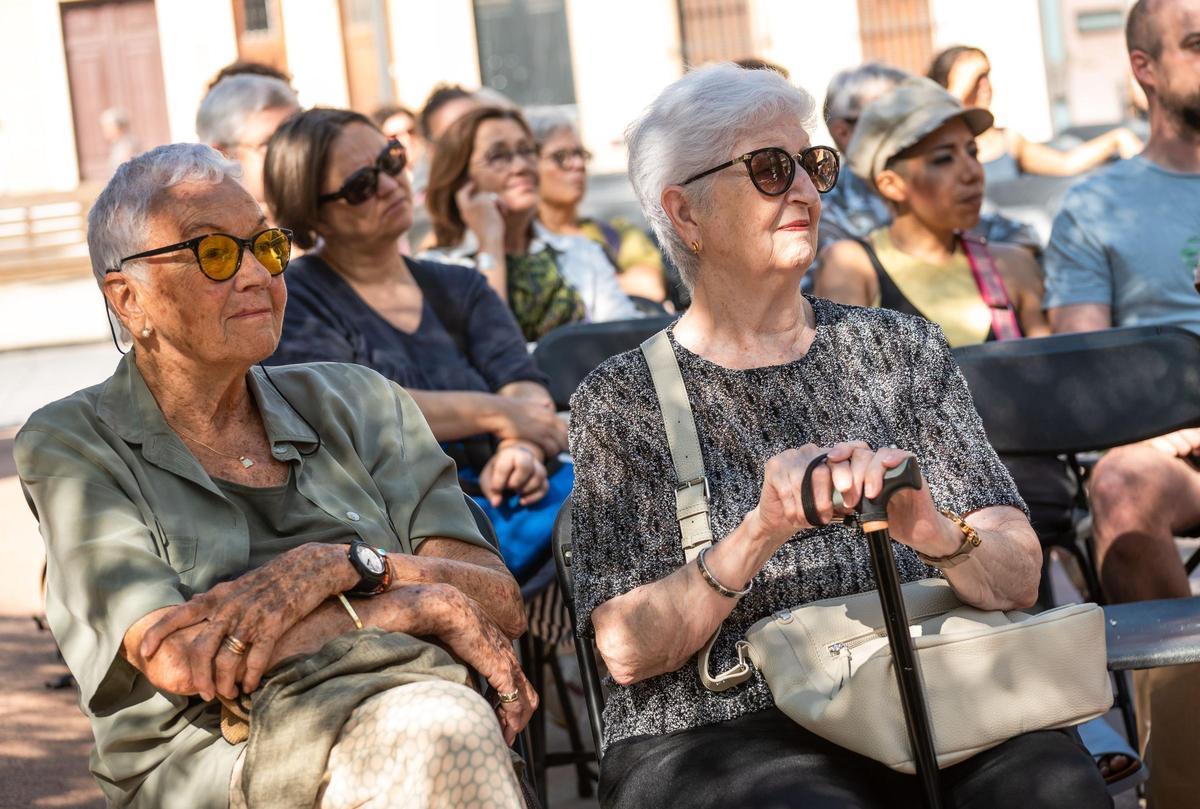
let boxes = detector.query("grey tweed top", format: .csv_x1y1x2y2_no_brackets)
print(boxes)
567,296,1026,751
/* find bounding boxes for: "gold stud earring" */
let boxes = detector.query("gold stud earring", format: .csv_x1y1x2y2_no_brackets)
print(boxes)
690,241,701,254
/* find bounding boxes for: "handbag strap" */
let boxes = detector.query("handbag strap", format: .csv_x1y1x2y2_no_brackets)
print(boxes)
959,234,1022,341
640,330,713,562
640,329,755,692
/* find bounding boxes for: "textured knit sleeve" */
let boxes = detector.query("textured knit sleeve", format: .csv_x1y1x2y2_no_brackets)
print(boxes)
902,319,1027,518
567,355,681,637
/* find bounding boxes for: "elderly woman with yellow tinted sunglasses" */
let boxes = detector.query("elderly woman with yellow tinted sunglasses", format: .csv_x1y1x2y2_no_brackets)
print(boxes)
15,143,534,809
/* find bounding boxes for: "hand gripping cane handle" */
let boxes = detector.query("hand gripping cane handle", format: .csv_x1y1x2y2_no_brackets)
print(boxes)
829,456,923,523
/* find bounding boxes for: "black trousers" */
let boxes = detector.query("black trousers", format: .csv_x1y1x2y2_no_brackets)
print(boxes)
599,707,1111,809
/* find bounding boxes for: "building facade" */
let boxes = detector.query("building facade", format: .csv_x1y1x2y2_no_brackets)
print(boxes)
0,0,1133,194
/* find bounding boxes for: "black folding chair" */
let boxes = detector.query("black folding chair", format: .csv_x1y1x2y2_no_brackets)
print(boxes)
953,325,1200,746
533,316,674,410
551,496,607,759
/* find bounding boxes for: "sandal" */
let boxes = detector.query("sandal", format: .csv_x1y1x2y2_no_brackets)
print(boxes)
1077,717,1148,796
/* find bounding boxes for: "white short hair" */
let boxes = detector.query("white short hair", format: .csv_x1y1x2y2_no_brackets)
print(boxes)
625,63,816,289
524,107,577,145
87,143,242,338
196,74,298,148
823,63,910,122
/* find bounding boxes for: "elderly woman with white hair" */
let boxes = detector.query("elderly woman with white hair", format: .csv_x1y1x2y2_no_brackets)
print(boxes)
567,64,1110,808
197,73,300,207
14,143,535,809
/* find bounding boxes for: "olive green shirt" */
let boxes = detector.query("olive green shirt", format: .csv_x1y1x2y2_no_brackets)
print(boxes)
14,354,491,809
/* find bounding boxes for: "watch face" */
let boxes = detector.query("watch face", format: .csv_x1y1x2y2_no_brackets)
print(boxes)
355,545,385,575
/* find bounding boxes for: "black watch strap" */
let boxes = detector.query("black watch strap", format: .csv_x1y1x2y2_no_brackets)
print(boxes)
346,538,390,596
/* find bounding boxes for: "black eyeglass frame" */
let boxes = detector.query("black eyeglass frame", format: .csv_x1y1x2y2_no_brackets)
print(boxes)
681,145,840,196
318,139,406,205
106,227,295,282
545,147,593,170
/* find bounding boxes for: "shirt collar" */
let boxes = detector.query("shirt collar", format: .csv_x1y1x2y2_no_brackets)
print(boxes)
97,353,319,471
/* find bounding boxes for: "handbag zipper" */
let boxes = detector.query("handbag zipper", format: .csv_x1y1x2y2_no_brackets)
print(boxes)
826,607,949,660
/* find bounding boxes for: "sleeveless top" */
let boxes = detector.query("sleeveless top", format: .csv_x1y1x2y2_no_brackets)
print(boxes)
863,228,1014,347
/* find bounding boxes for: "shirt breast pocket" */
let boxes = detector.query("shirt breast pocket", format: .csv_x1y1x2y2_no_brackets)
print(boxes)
163,535,198,573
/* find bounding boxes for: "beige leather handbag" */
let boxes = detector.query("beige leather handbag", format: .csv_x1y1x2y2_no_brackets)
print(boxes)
640,330,1113,773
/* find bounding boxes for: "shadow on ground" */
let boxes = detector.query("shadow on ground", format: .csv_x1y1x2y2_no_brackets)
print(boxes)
0,616,103,809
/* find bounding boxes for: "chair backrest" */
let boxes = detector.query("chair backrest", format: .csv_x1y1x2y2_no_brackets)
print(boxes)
533,316,675,409
551,496,606,758
952,326,1200,455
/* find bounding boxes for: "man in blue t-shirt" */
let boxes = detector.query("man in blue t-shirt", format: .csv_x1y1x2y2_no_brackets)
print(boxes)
1045,2,1200,803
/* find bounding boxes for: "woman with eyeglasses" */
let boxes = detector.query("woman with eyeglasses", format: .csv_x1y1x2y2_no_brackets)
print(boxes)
526,110,670,305
567,64,1108,808
265,107,574,601
14,143,534,808
419,106,640,342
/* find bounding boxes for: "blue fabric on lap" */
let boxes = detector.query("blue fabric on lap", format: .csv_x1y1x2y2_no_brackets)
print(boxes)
464,462,574,581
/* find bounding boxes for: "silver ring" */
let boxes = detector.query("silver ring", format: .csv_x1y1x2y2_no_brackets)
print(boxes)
497,689,519,704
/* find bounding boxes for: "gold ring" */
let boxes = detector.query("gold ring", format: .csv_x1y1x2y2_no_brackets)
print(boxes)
497,690,519,704
222,635,249,656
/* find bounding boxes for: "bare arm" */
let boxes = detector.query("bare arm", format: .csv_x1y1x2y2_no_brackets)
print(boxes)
1048,302,1112,334
1014,128,1142,177
992,243,1051,337
616,262,668,303
397,538,526,639
123,582,537,742
812,240,877,307
407,388,566,456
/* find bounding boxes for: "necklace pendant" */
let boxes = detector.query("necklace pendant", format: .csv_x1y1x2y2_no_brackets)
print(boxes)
239,456,255,469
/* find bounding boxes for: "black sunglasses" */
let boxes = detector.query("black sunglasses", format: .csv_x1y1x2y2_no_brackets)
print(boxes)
319,140,407,205
108,227,293,282
681,145,840,196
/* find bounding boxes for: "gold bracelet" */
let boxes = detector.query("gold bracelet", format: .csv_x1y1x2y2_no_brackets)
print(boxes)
335,593,365,630
916,509,982,569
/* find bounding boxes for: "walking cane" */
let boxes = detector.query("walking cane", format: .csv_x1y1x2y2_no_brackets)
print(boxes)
826,456,944,809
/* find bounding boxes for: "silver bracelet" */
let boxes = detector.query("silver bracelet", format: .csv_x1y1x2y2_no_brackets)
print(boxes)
696,546,753,598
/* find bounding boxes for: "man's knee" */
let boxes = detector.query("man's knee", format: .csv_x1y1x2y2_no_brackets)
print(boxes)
1089,444,1182,527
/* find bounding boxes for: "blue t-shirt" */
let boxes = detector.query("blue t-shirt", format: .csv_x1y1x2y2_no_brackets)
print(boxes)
270,254,548,473
1044,156,1200,333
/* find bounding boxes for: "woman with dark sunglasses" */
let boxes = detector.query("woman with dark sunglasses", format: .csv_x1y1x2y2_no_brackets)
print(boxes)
14,143,533,808
526,110,671,306
265,108,574,598
420,106,640,341
566,64,1108,809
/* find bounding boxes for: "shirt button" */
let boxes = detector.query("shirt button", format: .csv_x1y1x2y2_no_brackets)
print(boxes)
346,511,361,522
272,446,285,455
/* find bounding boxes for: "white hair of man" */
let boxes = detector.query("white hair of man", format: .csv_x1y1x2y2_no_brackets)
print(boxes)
625,62,816,289
196,74,299,148
523,107,577,145
823,62,910,123
88,143,242,338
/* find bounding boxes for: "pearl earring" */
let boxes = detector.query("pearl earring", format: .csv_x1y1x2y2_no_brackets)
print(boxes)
141,327,152,338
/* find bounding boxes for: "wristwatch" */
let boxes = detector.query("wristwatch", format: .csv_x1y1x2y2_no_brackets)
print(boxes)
345,538,391,596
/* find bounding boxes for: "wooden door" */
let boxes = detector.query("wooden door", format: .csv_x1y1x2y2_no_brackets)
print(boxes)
857,0,934,75
677,0,754,68
61,0,171,181
232,0,288,74
340,0,393,112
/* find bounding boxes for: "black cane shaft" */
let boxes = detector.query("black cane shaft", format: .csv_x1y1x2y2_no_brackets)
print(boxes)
865,528,943,809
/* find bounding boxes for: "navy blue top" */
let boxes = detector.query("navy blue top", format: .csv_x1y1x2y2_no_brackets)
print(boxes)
270,254,548,472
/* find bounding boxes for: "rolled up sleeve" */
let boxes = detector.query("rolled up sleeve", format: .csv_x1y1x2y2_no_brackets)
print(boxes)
14,428,184,715
368,379,494,555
